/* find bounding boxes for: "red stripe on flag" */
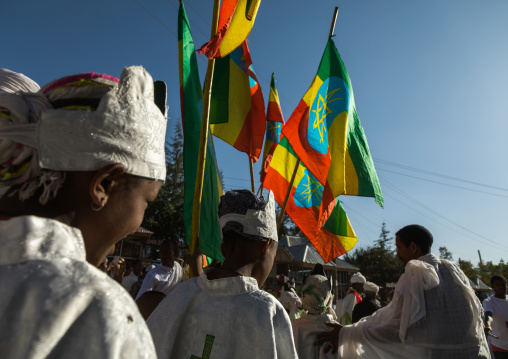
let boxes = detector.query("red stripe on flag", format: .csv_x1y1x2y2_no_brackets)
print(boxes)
282,100,331,186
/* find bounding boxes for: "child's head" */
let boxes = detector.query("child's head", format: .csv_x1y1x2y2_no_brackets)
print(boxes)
218,190,278,286
301,274,332,315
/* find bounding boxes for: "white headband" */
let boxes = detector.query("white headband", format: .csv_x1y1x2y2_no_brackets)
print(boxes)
219,191,278,242
0,66,167,181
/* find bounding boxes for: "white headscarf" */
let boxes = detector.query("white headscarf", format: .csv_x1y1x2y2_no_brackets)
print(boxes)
301,274,332,315
0,69,40,93
0,66,167,204
350,272,366,284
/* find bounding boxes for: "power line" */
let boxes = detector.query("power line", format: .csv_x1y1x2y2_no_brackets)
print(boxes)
182,0,211,27
134,0,177,38
377,168,508,199
375,158,508,192
380,176,508,251
166,0,211,43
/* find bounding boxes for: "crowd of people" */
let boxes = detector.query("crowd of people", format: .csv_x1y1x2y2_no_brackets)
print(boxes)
0,67,506,358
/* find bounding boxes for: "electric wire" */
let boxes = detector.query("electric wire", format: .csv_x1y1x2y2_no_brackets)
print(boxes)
377,168,508,199
379,176,508,252
134,0,177,38
375,158,508,192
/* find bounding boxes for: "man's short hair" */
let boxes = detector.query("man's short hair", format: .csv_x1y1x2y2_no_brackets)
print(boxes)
396,225,433,254
160,239,177,249
490,275,507,287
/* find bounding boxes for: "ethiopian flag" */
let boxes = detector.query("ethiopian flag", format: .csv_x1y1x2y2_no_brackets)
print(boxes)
179,1,224,261
260,72,284,183
199,0,261,59
210,41,266,162
282,39,383,211
263,137,357,262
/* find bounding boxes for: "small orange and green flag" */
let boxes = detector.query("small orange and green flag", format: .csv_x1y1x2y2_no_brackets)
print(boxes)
198,0,261,59
282,38,383,214
263,136,357,262
260,72,284,183
210,41,266,162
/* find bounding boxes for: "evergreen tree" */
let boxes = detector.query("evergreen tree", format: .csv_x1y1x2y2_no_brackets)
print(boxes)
141,122,185,241
438,246,454,261
344,223,404,284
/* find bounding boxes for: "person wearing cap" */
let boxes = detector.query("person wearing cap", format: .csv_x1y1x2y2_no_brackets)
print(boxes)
147,190,298,358
317,224,490,358
292,274,337,359
279,283,303,320
0,66,167,358
352,281,381,323
336,272,366,325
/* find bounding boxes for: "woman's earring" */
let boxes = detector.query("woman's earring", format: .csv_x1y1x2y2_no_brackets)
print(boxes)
91,198,105,212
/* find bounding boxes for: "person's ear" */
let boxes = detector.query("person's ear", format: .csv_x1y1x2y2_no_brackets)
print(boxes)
260,238,274,257
409,242,418,255
89,164,126,208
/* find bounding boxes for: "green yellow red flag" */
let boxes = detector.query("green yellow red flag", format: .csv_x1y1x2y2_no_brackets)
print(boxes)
198,0,261,59
210,41,266,162
260,72,284,183
178,1,224,261
282,38,383,216
263,136,357,262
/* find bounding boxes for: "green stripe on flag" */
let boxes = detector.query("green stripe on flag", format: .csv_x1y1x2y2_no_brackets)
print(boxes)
179,1,224,262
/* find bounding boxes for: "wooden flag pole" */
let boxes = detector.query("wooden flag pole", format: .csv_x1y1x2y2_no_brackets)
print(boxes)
190,0,221,255
276,158,300,230
329,6,339,39
256,182,263,197
249,157,256,193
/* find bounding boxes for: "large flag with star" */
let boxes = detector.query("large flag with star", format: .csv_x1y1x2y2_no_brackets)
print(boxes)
198,0,261,59
260,72,284,183
263,136,357,262
210,41,266,162
179,1,224,261
282,38,383,215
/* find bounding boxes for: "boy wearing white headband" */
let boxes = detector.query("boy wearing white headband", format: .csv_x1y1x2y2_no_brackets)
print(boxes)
148,190,298,359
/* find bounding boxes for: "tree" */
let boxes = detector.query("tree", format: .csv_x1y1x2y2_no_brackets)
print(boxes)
276,207,303,238
438,246,453,261
457,258,478,280
141,122,185,241
344,223,404,284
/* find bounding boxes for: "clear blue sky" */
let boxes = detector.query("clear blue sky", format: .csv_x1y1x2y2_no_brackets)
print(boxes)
3,0,508,265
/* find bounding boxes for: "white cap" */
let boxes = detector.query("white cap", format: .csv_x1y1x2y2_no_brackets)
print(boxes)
350,272,366,284
363,281,379,294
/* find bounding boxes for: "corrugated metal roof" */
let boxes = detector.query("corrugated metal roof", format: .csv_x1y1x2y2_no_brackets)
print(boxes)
278,236,359,271
471,277,492,291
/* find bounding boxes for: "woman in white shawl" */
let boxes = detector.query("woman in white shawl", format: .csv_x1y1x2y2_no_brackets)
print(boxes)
0,66,167,358
292,274,338,359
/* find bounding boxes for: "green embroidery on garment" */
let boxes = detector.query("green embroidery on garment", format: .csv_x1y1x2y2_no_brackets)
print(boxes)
190,335,215,359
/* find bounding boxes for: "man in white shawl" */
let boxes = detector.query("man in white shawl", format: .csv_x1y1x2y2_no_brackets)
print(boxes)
0,66,167,358
317,224,491,359
147,190,298,358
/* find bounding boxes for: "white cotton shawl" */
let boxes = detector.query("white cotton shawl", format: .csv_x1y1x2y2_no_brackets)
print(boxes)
338,254,491,359
0,216,156,358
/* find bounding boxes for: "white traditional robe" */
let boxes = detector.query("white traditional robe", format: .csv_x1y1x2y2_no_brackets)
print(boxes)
0,216,156,359
135,262,182,300
292,313,336,359
147,272,299,359
338,253,491,358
